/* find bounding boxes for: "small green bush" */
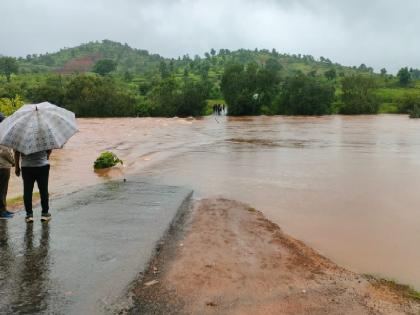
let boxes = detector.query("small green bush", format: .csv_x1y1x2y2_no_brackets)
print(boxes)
94,151,123,169
409,105,420,118
397,93,420,117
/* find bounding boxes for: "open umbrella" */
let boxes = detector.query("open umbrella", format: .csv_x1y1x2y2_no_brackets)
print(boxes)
0,102,78,155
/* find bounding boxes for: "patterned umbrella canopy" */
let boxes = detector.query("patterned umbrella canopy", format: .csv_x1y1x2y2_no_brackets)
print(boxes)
0,102,78,155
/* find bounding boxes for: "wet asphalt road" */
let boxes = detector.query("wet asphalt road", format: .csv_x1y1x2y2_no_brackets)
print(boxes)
0,178,192,314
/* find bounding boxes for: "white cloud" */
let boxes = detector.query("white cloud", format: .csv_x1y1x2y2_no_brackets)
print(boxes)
0,0,418,72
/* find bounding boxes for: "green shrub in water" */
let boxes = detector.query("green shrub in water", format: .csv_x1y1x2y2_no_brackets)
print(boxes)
409,105,420,119
94,151,123,169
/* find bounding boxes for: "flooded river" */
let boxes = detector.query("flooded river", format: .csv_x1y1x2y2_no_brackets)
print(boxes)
8,115,420,290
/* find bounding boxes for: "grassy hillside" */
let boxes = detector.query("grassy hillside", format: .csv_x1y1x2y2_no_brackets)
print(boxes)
17,40,368,77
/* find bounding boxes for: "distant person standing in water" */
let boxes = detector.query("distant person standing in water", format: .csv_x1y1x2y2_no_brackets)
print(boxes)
15,149,52,223
0,113,15,220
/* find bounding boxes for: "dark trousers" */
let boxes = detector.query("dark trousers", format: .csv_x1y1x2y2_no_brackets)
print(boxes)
22,165,50,215
0,168,11,213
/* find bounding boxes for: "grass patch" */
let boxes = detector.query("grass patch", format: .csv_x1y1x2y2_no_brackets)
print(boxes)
364,274,420,301
7,192,40,207
378,102,398,114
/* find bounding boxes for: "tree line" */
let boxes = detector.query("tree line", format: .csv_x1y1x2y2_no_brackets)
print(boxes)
1,41,420,118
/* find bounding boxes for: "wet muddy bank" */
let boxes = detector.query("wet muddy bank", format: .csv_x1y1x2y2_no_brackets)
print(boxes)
127,199,420,315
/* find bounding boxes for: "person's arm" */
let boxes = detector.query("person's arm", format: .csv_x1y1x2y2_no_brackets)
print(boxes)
14,151,21,177
5,148,15,166
46,150,52,160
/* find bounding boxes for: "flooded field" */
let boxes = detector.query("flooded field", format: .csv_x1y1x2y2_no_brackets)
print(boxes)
8,115,420,290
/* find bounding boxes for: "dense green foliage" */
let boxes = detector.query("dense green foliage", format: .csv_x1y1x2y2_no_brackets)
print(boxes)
1,39,420,118
276,74,335,115
0,95,24,115
397,93,420,118
92,59,117,76
397,67,412,87
94,151,123,169
221,62,279,115
64,74,137,117
340,75,379,114
146,77,209,117
0,57,19,82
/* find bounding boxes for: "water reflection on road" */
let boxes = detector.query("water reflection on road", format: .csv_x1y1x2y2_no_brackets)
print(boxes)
7,115,420,290
0,221,53,314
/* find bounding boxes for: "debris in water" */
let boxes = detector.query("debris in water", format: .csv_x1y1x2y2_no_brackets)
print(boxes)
206,301,217,307
144,280,159,287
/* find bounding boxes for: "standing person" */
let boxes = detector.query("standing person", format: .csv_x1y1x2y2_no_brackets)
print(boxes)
14,150,52,223
0,113,15,219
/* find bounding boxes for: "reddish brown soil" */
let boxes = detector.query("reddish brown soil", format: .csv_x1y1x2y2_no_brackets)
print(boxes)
130,199,420,315
56,52,102,74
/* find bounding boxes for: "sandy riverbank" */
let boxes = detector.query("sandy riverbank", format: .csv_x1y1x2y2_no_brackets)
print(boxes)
128,199,420,315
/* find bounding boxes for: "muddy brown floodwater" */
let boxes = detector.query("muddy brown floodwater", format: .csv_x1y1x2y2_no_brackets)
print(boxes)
8,115,420,291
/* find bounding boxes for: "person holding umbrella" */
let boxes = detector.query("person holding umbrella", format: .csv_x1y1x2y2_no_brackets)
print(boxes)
0,102,78,223
0,112,15,220
14,149,52,222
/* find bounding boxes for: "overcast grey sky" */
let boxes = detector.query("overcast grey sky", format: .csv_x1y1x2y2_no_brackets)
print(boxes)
1,0,419,73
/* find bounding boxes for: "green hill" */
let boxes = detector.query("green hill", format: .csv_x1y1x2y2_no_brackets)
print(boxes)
1,39,420,118
17,39,369,77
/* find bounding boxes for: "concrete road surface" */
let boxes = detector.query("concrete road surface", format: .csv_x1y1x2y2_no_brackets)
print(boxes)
0,178,192,314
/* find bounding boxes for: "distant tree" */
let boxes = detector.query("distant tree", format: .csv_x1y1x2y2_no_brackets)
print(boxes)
176,80,209,117
265,58,282,73
138,82,151,96
221,62,280,116
28,75,65,105
64,74,136,117
397,67,411,86
0,95,24,115
409,68,420,79
123,71,133,82
199,62,210,80
0,81,23,99
159,61,169,79
308,70,317,77
340,75,379,114
359,63,368,71
92,59,117,76
148,78,179,116
221,64,258,116
380,68,387,76
169,59,175,73
210,48,216,57
397,93,420,116
275,74,335,115
0,57,19,82
147,77,208,117
324,68,337,80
